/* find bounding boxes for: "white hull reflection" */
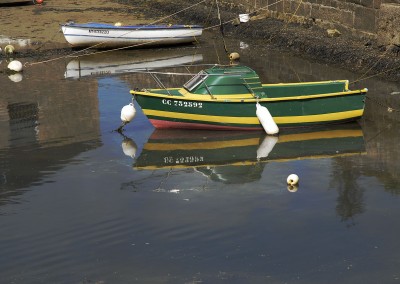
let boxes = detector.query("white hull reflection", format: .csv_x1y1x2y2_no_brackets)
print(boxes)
64,51,203,79
0,35,32,48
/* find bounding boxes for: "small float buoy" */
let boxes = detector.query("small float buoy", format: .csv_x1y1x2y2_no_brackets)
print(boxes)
229,52,240,61
256,103,279,135
8,73,23,82
121,103,136,123
4,45,15,55
287,174,299,186
117,103,136,132
287,185,298,193
121,138,137,159
7,60,23,72
257,135,278,159
33,0,44,4
229,52,240,65
239,14,250,23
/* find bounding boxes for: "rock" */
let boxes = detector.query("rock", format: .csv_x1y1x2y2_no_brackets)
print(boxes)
327,29,341,38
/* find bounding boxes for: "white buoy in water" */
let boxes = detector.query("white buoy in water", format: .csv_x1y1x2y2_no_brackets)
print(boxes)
8,73,23,82
287,174,299,186
120,103,136,123
287,185,298,193
229,52,240,61
257,135,278,159
256,103,279,135
7,60,23,72
121,139,137,158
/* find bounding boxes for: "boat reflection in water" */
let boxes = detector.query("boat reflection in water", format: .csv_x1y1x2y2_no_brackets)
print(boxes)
132,123,366,184
64,49,203,79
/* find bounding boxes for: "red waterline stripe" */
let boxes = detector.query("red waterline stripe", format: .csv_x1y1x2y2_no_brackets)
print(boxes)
149,119,262,131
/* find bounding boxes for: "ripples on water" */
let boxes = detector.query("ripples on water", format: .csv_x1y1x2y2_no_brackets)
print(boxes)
1,39,400,283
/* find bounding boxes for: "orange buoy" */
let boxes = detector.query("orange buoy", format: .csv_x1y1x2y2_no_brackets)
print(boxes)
34,0,44,4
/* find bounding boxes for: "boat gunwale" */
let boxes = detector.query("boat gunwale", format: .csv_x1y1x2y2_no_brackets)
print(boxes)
61,23,203,30
130,87,368,102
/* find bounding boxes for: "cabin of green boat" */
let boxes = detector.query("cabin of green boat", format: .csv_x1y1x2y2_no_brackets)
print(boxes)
182,64,350,98
183,65,264,97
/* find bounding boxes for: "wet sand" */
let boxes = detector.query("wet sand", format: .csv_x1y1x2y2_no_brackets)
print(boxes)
145,0,400,82
0,0,149,51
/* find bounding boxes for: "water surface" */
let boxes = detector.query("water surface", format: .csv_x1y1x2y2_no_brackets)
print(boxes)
1,35,400,283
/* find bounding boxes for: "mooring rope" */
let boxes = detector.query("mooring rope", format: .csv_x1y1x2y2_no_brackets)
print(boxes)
25,0,285,67
215,0,229,55
350,43,400,84
31,0,400,86
25,0,208,66
261,0,303,44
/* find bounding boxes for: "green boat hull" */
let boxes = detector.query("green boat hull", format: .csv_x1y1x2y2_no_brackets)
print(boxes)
134,124,366,170
134,90,366,130
131,65,367,130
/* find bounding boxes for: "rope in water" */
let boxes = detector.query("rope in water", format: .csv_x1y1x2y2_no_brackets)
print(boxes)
350,47,400,84
366,95,400,113
24,0,400,83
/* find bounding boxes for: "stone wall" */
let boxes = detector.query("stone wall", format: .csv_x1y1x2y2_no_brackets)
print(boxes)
378,3,400,45
220,0,400,45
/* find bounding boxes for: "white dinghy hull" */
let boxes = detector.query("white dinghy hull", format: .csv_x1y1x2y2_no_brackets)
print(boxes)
61,22,203,48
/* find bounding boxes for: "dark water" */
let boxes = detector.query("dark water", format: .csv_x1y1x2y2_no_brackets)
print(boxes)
1,34,400,284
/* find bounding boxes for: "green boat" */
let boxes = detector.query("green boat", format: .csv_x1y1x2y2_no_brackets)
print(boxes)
130,65,368,131
134,124,366,171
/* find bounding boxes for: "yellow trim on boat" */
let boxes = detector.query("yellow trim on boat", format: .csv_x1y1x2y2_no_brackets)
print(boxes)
278,129,363,143
143,109,364,124
262,80,349,90
144,137,260,151
144,129,362,151
131,88,366,102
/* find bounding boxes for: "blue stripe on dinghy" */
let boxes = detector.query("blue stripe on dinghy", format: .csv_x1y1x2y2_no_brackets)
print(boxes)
65,23,203,29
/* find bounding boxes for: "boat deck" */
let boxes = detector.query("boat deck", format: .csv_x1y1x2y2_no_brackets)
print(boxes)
140,80,350,100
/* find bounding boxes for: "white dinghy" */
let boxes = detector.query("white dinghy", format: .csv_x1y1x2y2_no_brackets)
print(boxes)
61,22,203,49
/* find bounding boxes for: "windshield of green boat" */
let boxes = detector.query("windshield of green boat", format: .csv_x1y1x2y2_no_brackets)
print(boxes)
183,70,208,92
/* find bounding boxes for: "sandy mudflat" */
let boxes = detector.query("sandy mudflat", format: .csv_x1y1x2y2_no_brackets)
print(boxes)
1,0,399,80
0,0,151,51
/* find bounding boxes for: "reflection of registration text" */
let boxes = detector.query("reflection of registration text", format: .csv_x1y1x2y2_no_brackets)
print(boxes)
164,156,204,164
162,99,203,108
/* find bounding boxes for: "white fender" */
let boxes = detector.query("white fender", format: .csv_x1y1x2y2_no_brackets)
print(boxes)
120,103,136,123
256,103,279,135
8,73,23,82
257,135,278,159
121,139,137,158
7,60,23,72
